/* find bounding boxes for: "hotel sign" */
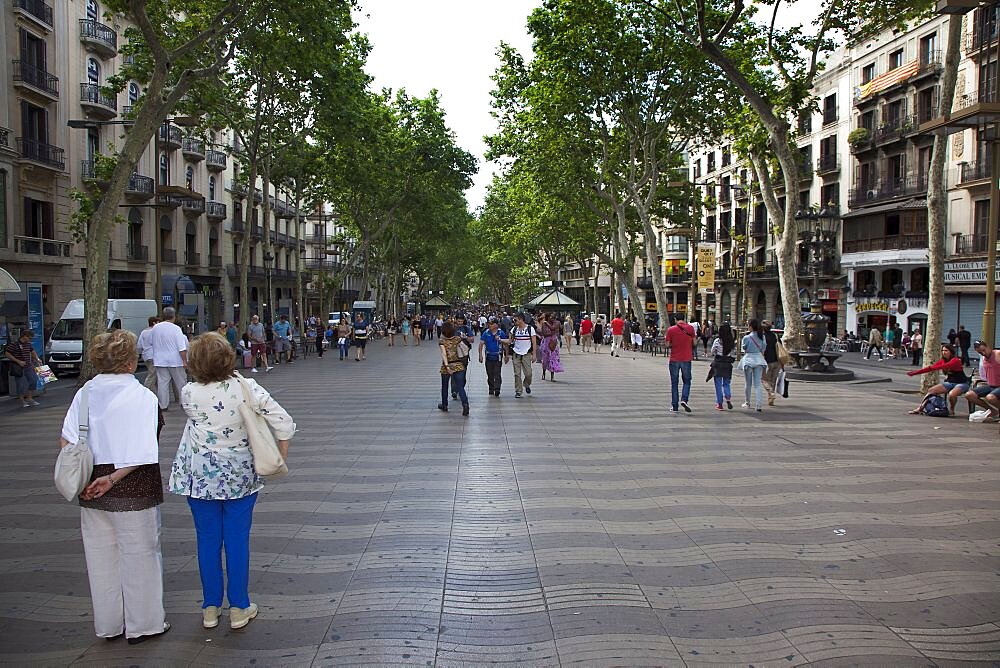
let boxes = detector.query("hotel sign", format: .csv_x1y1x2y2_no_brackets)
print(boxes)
944,259,1000,285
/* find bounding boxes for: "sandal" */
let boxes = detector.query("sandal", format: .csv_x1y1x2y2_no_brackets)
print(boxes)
908,408,922,415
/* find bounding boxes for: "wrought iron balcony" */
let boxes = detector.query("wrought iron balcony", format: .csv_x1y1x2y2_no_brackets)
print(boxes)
206,150,226,171
79,19,117,58
125,173,154,198
916,49,942,76
17,137,64,170
206,201,226,219
0,127,9,148
13,0,53,28
181,198,205,216
816,154,840,175
954,233,990,256
209,254,223,268
848,174,928,208
636,277,654,290
185,251,201,266
12,60,58,98
822,108,838,126
161,248,177,264
126,244,148,262
158,124,182,149
958,159,991,185
229,220,245,234
181,137,205,160
227,180,247,198
843,234,929,253
80,83,117,118
13,235,71,259
874,115,916,144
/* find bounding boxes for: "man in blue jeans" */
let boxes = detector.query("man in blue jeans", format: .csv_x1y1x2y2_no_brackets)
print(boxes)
665,315,696,413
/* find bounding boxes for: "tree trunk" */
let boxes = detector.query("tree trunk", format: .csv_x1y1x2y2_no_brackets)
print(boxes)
923,16,963,393
261,159,274,322
294,182,305,339
238,153,259,336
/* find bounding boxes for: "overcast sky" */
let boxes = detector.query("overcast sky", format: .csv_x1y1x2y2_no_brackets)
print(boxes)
354,1,825,213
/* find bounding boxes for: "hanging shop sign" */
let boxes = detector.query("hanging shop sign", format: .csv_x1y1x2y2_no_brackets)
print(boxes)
697,243,716,292
855,300,890,313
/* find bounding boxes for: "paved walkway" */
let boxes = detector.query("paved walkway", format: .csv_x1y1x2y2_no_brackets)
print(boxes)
1,338,998,666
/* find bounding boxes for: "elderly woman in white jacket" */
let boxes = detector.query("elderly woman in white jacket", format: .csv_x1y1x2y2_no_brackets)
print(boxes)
59,329,168,645
169,332,295,631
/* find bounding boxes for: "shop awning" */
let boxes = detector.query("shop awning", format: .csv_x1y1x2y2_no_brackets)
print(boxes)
0,267,19,292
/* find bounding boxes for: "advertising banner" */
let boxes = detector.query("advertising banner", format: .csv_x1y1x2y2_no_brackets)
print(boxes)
27,283,43,357
697,243,716,292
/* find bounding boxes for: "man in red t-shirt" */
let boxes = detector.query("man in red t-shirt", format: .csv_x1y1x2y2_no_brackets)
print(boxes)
665,315,696,412
610,313,625,357
580,315,594,353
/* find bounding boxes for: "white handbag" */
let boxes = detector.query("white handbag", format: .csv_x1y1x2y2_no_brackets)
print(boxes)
235,373,288,478
54,386,95,502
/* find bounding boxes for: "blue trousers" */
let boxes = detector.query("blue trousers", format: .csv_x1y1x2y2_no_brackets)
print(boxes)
713,375,732,405
744,365,765,406
187,493,257,609
338,340,349,358
441,370,468,406
668,361,692,409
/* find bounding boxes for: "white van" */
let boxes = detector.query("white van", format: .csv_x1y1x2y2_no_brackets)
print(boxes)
46,299,158,375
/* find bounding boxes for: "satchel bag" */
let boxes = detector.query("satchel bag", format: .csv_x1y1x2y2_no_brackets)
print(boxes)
235,373,288,478
456,339,471,363
54,386,95,502
776,340,791,367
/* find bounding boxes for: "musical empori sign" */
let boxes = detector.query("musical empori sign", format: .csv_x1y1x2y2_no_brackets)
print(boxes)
944,259,1000,285
697,243,716,292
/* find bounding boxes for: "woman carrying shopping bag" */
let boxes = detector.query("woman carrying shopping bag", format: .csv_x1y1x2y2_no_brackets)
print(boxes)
58,329,169,645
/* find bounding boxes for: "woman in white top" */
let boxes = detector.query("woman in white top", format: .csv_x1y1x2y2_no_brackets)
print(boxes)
740,319,769,412
563,315,574,354
169,333,295,631
59,329,169,645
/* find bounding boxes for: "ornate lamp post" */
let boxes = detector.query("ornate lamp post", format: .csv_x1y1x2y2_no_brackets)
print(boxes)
794,206,842,352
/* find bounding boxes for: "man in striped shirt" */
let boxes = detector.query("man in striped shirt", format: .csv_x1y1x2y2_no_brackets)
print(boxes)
509,313,537,398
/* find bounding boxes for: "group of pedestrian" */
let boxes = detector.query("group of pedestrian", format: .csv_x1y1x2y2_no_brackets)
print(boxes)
59,328,296,643
864,322,924,363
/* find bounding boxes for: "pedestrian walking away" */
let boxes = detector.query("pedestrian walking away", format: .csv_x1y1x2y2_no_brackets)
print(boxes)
580,314,593,353
387,320,398,346
169,333,296,631
760,321,783,406
247,315,272,372
958,326,973,366
136,316,160,394
60,329,169,644
151,307,189,410
438,322,470,415
610,313,625,357
563,314,575,354
866,326,884,361
352,313,370,361
479,317,510,396
665,314,695,413
539,313,564,381
509,313,537,398
592,317,604,353
741,319,769,411
709,323,735,410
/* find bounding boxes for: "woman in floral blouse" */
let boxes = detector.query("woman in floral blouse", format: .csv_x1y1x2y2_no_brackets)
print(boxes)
169,333,296,631
438,321,469,415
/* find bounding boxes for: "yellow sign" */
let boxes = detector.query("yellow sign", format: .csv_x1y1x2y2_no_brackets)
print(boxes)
856,301,889,313
645,302,657,311
697,243,716,292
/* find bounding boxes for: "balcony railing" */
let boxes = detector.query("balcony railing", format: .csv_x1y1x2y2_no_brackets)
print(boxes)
306,258,339,271
751,221,767,237
230,220,245,234
917,49,942,75
126,244,148,262
80,83,116,114
822,108,838,126
843,234,929,253
209,254,223,268
159,124,182,148
125,173,154,197
228,180,247,197
954,233,990,256
636,277,654,290
185,251,201,266
12,60,59,97
161,248,177,264
966,26,999,53
848,174,928,208
17,137,65,169
13,235,71,258
182,137,205,159
206,201,226,219
0,127,9,148
718,187,731,205
79,19,117,55
959,159,991,184
874,115,915,144
13,0,53,27
206,150,227,170
181,198,205,215
816,154,839,174
80,160,101,181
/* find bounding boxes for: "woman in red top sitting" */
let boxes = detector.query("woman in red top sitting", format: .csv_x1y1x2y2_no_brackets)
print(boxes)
906,344,969,415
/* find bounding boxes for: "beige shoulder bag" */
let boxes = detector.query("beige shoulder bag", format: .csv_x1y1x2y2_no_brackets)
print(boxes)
235,373,288,478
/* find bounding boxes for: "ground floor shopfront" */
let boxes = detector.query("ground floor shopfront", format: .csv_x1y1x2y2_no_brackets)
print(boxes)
842,249,930,338
943,257,1000,348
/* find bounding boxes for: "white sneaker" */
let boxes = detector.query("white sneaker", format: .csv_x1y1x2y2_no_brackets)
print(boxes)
741,402,750,409
250,368,258,373
265,366,274,372
230,602,258,630
202,606,221,629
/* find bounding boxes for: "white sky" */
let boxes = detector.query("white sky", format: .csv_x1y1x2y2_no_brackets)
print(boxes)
354,1,540,213
353,1,824,213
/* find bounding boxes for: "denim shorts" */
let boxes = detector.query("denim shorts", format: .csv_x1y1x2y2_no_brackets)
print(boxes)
972,384,1000,398
943,382,970,394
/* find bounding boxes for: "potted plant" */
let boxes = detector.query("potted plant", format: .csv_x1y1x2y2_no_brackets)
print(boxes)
848,127,870,146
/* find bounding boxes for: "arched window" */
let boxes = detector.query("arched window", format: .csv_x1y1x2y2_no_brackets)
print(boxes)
128,82,139,105
185,164,193,190
208,175,216,201
87,58,100,85
158,153,168,185
86,0,99,21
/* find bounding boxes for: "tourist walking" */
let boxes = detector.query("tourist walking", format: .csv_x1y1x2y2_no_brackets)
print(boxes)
741,319,769,411
592,317,604,353
136,316,159,392
910,327,923,366
60,329,168,644
760,321,782,406
610,313,625,357
665,314,696,413
539,313,564,381
169,333,295,631
336,317,352,360
401,316,411,345
352,312,370,361
563,314,575,354
866,326,884,360
630,317,643,353
509,313,537,398
451,315,475,399
479,317,509,396
272,314,293,364
709,323,735,410
437,322,470,415
151,307,189,410
580,314,593,353
958,326,973,365
387,319,398,346
434,315,444,340
247,315,272,372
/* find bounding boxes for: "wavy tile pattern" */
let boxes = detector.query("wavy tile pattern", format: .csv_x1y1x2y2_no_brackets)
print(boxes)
0,342,998,665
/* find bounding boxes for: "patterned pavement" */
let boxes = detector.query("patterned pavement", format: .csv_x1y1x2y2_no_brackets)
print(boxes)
0,337,998,666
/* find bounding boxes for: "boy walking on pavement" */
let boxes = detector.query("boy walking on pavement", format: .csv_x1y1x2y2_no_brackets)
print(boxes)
479,317,510,396
509,313,537,398
665,314,696,413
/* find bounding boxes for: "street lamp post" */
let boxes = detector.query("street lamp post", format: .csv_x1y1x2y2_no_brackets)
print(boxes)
263,250,274,324
794,206,842,351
